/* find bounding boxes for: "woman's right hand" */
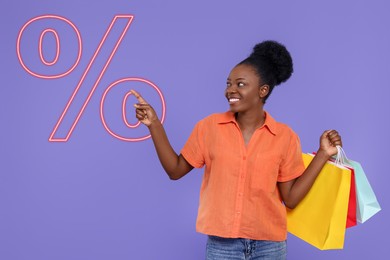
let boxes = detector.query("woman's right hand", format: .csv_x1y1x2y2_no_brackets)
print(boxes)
131,89,159,127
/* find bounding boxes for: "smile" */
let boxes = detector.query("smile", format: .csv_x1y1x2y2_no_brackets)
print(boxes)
229,98,240,104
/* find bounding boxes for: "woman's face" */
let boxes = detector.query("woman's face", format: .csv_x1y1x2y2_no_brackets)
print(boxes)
225,64,268,113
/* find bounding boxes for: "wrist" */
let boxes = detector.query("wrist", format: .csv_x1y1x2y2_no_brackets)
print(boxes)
315,149,331,161
147,118,162,129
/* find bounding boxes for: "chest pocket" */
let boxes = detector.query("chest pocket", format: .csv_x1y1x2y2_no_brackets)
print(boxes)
249,152,282,193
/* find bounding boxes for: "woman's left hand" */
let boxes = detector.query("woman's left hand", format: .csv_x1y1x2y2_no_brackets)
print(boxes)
318,130,342,157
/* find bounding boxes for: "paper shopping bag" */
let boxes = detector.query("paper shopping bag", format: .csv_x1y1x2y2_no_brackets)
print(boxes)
346,166,357,228
287,153,352,250
334,147,381,223
311,152,357,229
347,160,381,223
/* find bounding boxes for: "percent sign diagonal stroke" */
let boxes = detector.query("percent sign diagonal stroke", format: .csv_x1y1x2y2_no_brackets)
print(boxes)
50,15,134,142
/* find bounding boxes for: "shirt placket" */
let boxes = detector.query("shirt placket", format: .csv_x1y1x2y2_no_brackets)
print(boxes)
231,125,249,237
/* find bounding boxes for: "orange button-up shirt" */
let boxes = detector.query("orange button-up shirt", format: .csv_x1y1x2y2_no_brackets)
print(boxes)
181,111,305,241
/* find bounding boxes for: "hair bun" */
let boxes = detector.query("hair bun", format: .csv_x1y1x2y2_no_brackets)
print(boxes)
250,40,293,86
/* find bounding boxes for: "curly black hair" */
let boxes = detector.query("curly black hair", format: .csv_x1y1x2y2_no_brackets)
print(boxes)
239,40,293,102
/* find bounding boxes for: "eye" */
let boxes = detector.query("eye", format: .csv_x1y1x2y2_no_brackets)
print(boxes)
226,82,232,88
238,82,245,88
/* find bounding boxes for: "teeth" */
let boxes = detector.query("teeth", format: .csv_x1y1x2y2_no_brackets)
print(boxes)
229,98,239,102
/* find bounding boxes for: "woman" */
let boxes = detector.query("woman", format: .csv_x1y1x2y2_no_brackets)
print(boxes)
132,40,341,259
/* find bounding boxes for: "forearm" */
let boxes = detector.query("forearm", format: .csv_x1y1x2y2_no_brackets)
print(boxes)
148,121,191,180
283,151,330,208
131,90,193,179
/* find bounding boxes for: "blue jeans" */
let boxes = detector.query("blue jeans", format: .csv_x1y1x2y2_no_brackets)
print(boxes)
206,236,286,260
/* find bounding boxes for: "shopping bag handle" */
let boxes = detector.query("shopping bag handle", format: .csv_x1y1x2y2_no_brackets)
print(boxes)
335,145,350,166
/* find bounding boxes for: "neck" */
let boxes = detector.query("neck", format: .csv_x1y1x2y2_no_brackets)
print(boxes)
235,108,265,130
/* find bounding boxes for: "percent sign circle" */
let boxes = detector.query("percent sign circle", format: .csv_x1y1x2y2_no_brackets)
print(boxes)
100,77,166,142
16,14,82,79
39,29,60,66
17,14,166,142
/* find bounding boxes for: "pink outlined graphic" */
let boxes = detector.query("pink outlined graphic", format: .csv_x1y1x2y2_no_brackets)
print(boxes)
122,92,141,128
17,14,166,142
49,15,134,142
39,29,60,66
100,78,166,142
17,15,82,79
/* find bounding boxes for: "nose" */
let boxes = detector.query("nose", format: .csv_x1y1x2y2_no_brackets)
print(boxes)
226,84,237,94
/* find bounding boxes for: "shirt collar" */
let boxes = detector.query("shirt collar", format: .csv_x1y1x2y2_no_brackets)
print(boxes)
216,111,278,136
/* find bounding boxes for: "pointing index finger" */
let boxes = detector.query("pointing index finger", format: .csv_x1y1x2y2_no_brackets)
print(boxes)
130,89,148,104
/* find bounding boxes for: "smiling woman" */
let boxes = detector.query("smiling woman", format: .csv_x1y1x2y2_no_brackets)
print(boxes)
131,40,342,260
225,41,293,145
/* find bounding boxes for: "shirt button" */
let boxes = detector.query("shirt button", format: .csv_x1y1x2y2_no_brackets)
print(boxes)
237,212,241,215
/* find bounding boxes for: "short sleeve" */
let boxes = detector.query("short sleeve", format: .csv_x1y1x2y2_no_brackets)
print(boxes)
277,130,305,182
180,120,206,168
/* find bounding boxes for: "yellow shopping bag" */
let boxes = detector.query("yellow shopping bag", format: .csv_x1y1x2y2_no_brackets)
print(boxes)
287,153,352,250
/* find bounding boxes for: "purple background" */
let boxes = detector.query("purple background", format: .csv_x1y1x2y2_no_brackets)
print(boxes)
1,0,389,259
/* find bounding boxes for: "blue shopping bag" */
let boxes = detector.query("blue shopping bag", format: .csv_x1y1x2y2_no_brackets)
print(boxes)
336,147,381,223
347,160,381,223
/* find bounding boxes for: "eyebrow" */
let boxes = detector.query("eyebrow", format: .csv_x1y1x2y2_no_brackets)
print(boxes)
227,77,246,81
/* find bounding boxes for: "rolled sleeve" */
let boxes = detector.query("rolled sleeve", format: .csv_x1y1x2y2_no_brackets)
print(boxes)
181,121,205,168
277,131,305,182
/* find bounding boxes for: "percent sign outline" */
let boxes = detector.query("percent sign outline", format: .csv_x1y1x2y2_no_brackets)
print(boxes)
16,14,82,79
17,14,166,142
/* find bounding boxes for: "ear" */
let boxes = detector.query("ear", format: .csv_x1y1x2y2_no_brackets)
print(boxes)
258,85,270,99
